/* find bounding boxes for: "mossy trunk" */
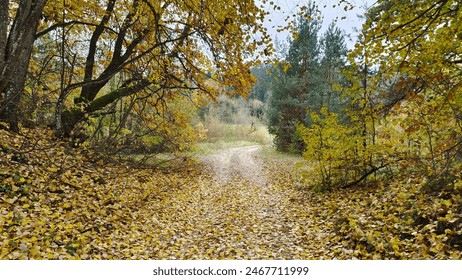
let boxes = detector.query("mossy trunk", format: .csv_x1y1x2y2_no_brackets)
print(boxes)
60,108,85,138
59,80,150,138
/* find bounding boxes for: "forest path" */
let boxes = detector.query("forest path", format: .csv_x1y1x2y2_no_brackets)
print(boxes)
200,145,267,186
152,146,317,259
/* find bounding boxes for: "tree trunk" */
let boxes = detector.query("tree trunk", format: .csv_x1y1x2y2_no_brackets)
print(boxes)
60,80,150,137
0,0,48,132
61,108,85,138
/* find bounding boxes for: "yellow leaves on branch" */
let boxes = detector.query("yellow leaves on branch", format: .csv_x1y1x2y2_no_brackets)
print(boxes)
39,0,271,111
363,0,461,77
346,0,462,175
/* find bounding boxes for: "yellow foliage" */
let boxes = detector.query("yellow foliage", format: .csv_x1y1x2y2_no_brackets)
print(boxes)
298,0,462,192
297,107,385,191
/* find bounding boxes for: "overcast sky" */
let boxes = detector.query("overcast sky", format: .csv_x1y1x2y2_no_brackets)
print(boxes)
263,0,377,49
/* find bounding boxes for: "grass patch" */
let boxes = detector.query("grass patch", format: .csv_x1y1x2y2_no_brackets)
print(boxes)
191,122,273,155
258,145,304,163
257,145,313,189
193,140,263,155
205,122,273,144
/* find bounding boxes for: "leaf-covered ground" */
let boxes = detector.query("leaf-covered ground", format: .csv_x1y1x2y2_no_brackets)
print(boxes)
1,128,461,259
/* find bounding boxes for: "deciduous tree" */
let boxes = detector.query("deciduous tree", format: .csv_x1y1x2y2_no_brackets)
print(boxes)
37,0,271,138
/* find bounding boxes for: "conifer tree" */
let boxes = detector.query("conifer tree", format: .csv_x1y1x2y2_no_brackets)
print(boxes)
268,2,322,153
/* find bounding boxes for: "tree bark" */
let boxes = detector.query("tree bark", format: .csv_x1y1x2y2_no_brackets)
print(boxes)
77,0,116,104
0,1,8,76
0,0,48,132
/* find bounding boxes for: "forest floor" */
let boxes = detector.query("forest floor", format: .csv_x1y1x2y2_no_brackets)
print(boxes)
192,146,316,259
1,128,461,259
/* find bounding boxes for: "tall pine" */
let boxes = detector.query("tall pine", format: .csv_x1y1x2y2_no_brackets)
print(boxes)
267,4,347,153
268,2,322,153
319,22,347,115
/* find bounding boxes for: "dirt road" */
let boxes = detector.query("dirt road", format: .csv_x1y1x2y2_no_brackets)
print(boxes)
200,145,267,186
165,145,311,259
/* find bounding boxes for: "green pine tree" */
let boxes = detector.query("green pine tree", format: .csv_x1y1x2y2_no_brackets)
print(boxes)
267,2,322,153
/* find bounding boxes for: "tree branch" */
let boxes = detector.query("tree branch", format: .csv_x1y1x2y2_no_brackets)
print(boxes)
341,163,389,189
86,80,150,113
35,20,114,39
